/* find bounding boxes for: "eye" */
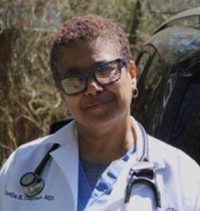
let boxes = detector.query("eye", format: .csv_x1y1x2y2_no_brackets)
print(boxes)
96,63,118,77
61,75,85,93
63,76,83,86
95,63,120,84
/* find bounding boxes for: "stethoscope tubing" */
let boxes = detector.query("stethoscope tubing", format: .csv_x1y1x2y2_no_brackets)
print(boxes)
35,143,60,175
124,123,161,209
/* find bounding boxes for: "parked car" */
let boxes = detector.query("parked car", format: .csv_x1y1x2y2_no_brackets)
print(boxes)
132,7,200,164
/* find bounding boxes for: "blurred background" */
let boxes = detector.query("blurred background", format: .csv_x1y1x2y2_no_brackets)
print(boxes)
0,0,199,165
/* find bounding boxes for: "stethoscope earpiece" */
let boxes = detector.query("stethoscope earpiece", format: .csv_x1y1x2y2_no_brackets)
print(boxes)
20,172,44,197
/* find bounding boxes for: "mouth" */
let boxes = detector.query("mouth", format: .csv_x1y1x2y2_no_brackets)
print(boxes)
85,99,114,109
82,96,115,111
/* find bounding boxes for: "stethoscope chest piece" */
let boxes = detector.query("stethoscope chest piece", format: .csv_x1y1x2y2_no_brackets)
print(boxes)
19,143,60,197
20,172,44,197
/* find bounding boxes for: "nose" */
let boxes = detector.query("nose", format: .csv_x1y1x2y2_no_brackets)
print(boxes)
84,78,104,95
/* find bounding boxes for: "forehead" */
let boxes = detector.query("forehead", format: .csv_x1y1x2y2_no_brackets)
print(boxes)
57,38,121,73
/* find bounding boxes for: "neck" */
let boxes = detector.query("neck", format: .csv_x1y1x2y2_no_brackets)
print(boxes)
76,116,136,163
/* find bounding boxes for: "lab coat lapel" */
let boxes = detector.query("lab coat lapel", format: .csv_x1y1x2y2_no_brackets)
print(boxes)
49,121,79,211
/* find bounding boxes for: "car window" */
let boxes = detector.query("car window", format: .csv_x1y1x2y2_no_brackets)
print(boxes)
133,51,170,135
136,44,157,80
136,52,150,79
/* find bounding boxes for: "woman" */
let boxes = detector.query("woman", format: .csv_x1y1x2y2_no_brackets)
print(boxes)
0,14,200,211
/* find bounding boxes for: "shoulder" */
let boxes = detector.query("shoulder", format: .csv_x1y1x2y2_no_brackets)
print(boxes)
148,135,199,170
0,136,50,177
0,121,76,176
0,119,76,177
148,135,200,210
0,135,50,201
2,118,76,166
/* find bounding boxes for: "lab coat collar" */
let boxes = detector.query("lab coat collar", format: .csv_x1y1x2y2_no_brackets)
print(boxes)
131,117,166,170
45,120,79,210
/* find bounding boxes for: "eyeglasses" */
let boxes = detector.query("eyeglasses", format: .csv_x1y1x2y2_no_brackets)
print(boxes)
56,58,127,95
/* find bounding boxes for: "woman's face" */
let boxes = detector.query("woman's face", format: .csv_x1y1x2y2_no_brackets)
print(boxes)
56,38,136,128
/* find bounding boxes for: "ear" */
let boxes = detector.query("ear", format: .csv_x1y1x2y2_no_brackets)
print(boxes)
129,60,137,78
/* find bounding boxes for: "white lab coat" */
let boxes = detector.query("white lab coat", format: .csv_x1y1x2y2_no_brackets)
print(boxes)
0,118,200,211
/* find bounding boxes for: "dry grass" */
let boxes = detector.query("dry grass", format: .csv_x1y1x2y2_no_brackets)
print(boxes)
0,28,69,164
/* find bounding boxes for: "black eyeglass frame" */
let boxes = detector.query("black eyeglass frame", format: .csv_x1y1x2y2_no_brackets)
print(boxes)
55,58,127,96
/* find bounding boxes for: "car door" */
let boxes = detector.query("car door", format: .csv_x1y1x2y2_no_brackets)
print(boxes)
132,44,172,136
159,57,200,162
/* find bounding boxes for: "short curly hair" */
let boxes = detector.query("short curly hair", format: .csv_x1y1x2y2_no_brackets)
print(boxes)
50,14,132,83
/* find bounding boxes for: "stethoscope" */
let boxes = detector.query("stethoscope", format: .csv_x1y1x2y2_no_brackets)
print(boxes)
19,123,161,209
124,123,161,209
19,143,60,197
